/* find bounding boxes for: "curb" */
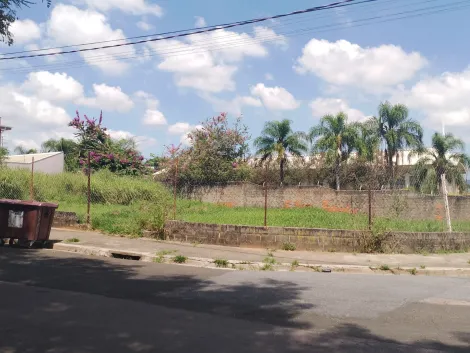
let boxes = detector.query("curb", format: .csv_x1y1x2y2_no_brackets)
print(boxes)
51,243,470,277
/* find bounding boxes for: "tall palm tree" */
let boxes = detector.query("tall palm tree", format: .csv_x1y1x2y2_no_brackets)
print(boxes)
254,119,308,183
14,145,37,154
411,132,470,194
356,121,380,163
41,138,77,155
370,102,423,186
309,112,359,190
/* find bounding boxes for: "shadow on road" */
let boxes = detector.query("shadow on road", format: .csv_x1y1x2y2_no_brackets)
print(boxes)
0,247,468,353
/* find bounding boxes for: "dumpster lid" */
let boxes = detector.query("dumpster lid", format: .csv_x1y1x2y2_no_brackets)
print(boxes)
0,199,58,208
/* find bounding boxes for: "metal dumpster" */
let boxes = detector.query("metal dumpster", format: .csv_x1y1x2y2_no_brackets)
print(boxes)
0,199,58,247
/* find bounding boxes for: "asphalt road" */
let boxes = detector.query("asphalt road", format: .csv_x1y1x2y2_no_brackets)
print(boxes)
0,248,469,352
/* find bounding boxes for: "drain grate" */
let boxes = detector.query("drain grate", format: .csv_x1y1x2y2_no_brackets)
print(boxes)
111,252,142,261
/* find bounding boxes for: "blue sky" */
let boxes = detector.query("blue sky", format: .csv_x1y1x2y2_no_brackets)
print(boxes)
2,0,470,157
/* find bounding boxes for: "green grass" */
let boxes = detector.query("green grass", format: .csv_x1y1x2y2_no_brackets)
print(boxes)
64,237,80,243
282,242,296,251
214,259,229,268
176,199,470,232
379,264,390,271
173,255,187,263
409,268,417,275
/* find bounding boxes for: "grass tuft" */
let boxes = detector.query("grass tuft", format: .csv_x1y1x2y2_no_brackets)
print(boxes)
64,238,80,243
214,259,229,268
282,242,296,251
379,264,390,271
173,255,187,264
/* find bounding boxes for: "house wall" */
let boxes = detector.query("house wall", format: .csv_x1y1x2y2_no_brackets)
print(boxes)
6,154,64,174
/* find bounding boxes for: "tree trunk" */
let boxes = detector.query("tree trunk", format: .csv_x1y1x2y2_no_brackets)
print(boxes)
335,158,341,191
280,158,285,184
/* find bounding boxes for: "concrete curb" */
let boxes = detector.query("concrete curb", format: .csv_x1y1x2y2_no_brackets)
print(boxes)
51,243,470,277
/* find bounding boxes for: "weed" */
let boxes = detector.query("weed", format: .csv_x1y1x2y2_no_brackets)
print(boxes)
263,256,277,265
409,268,417,275
157,250,177,256
267,250,275,257
173,255,187,263
467,260,470,265
64,238,80,243
379,264,390,271
261,263,274,271
239,261,252,265
420,265,426,269
214,259,229,268
291,260,300,267
282,242,296,251
154,255,164,263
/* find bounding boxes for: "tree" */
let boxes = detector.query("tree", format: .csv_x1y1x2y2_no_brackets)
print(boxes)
1,1,51,46
411,132,470,194
356,121,380,163
69,111,146,175
309,112,359,191
0,147,8,165
14,145,37,154
370,102,423,186
41,138,79,171
254,119,307,184
179,113,251,185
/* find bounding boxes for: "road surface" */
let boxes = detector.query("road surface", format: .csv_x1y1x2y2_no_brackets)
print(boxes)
0,247,469,352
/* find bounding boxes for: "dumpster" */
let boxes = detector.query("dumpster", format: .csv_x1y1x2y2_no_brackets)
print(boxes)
0,199,58,248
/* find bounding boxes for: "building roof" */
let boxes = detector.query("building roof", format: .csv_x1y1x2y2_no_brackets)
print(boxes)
6,152,64,164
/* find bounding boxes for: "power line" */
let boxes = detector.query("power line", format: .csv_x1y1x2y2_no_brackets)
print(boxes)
2,0,467,74
0,0,380,61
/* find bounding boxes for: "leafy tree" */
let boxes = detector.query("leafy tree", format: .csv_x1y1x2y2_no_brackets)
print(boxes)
164,113,251,187
1,0,51,46
369,102,423,186
0,146,8,165
41,138,79,171
254,119,307,183
14,145,37,154
411,132,470,194
309,112,359,191
69,111,146,175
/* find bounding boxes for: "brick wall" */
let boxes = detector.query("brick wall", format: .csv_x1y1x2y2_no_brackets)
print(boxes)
165,220,470,254
187,184,470,221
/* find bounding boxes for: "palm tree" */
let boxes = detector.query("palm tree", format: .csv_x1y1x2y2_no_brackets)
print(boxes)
411,133,470,194
254,119,308,183
356,122,380,163
14,145,37,154
309,112,359,190
370,102,423,186
41,138,77,155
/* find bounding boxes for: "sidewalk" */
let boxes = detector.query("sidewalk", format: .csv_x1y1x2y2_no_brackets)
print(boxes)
49,228,470,275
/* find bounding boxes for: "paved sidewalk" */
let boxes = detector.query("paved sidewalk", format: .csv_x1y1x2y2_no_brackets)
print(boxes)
50,228,470,272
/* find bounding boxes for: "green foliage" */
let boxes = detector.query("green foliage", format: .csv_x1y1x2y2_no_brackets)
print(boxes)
64,238,80,243
411,133,470,194
263,256,277,265
282,242,296,251
254,119,307,183
14,146,37,154
173,255,187,263
409,268,417,275
379,264,390,271
309,112,360,190
214,259,229,268
291,260,300,267
41,138,79,171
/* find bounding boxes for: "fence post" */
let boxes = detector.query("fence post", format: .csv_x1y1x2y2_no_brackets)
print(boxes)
86,152,91,225
441,173,452,232
173,157,178,220
30,156,34,200
368,187,372,230
263,163,268,229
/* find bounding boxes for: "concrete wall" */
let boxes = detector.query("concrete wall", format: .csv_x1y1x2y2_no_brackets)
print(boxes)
165,220,470,254
186,183,470,221
6,153,64,174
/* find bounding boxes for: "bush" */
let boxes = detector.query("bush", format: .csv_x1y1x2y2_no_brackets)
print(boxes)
173,255,187,263
282,242,296,251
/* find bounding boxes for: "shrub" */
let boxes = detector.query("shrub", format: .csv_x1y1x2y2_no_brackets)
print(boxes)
173,255,187,263
214,259,229,268
282,242,296,251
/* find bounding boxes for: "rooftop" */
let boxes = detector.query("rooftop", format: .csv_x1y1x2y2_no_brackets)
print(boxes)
6,152,64,164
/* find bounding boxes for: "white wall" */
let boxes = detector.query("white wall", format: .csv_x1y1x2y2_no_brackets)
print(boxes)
6,153,64,174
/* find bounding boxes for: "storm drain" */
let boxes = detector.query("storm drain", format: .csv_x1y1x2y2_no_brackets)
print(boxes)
111,252,142,261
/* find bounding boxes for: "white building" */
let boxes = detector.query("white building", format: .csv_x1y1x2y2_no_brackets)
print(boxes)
5,152,64,174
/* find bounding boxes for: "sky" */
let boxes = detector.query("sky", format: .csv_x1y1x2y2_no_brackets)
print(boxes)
1,0,470,157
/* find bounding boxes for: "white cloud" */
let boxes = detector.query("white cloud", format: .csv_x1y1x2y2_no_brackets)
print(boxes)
10,19,41,44
250,83,299,111
79,84,134,112
148,27,284,93
136,91,167,126
200,93,262,115
136,20,154,31
254,26,288,49
82,0,163,16
22,71,84,102
393,68,470,128
194,16,207,28
168,122,192,135
265,73,274,81
108,130,157,149
309,98,366,122
295,39,427,91
46,5,136,75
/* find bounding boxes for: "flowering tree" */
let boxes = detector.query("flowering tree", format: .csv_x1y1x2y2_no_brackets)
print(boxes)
69,111,146,175
167,113,251,186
